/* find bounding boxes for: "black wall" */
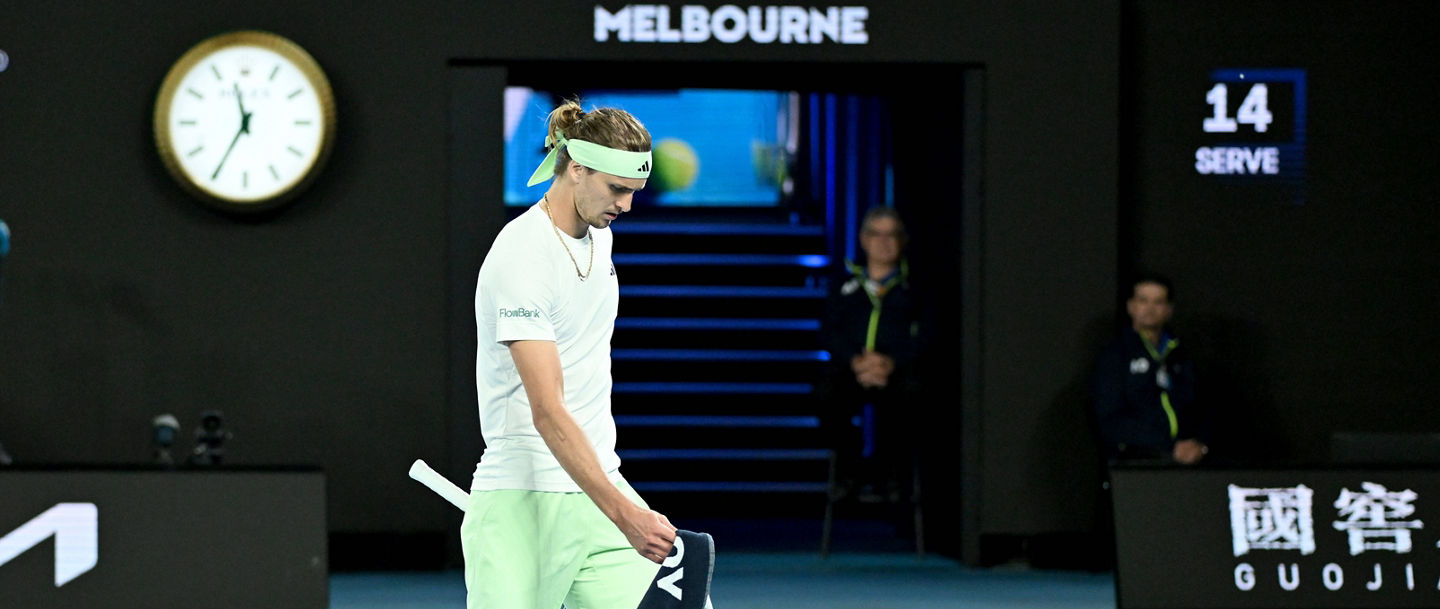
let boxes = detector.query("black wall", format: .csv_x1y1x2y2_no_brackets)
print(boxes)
0,4,454,535
1125,1,1440,465
3,0,1126,565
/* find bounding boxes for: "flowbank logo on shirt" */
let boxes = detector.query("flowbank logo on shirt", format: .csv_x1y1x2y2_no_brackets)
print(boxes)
499,307,541,319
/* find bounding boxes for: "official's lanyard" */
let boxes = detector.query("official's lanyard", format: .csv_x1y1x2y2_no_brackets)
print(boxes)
1142,333,1180,439
1141,334,1177,362
846,259,907,351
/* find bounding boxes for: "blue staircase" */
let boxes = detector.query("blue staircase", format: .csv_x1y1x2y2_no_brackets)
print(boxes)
610,217,834,515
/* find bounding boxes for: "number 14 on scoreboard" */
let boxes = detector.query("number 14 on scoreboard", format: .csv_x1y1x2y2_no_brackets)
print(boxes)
1193,68,1306,184
1204,82,1272,133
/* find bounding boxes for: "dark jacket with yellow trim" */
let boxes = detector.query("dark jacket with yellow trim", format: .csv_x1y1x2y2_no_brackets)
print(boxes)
820,259,927,381
1090,327,1205,459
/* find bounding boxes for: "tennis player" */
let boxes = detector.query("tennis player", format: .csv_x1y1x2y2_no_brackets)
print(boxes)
465,98,675,609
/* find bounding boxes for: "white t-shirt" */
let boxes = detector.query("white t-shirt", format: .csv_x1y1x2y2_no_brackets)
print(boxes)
471,202,624,492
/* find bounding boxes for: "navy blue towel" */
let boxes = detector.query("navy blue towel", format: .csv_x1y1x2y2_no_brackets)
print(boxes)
637,529,714,609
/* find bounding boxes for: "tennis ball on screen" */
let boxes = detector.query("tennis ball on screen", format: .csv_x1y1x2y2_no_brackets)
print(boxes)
650,138,699,193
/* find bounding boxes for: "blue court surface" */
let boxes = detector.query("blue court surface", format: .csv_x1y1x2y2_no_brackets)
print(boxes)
331,553,1114,609
330,519,1115,609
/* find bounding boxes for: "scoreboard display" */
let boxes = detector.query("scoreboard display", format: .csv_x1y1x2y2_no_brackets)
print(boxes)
1191,68,1307,201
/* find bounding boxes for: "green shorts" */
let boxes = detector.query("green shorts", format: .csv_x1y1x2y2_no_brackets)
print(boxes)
461,481,659,609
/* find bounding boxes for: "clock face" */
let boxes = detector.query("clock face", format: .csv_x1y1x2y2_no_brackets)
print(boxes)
155,32,335,210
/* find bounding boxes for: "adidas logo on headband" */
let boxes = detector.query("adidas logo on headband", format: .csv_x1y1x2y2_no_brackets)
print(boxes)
528,137,654,185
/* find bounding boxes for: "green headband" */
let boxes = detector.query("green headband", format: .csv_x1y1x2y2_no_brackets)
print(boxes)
526,131,652,186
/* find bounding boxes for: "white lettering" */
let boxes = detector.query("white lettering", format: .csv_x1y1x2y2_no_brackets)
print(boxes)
662,535,686,568
594,6,631,42
841,6,869,43
658,568,684,599
1236,84,1273,132
1204,84,1239,133
658,536,686,599
1334,482,1424,555
633,5,658,42
712,5,747,43
596,5,870,44
748,6,779,43
1235,562,1440,592
655,6,682,42
1235,563,1256,591
1278,563,1300,591
1227,148,1244,172
1323,563,1344,590
1195,147,1281,175
1206,83,1273,133
779,7,807,43
682,6,710,42
0,503,98,587
810,7,839,42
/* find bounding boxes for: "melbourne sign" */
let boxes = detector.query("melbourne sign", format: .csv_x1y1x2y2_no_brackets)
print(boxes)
595,5,870,44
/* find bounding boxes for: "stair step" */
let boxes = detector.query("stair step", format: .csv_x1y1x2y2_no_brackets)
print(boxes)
618,448,830,461
613,382,813,395
615,414,820,428
621,285,826,298
595,210,835,506
613,222,824,237
613,349,829,362
615,317,820,332
614,253,829,267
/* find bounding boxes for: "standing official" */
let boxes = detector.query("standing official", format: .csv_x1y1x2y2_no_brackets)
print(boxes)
1091,273,1208,464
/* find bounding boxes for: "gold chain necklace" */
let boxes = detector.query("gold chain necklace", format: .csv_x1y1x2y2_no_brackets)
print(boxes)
542,194,594,280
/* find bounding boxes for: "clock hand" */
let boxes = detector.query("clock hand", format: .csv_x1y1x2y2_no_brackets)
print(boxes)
212,84,254,180
212,129,243,180
234,82,253,135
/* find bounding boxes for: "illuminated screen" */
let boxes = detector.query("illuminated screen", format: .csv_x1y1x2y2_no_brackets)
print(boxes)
504,88,794,207
1192,68,1306,193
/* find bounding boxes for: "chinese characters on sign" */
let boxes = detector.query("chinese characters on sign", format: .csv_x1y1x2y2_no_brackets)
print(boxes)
1230,482,1425,557
1334,482,1424,555
1228,482,1429,592
1230,484,1317,556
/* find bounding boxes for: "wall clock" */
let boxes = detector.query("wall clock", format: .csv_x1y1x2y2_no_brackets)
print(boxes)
153,31,336,212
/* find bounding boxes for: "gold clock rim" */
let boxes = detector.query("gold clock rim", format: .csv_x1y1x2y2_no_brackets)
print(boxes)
153,30,338,213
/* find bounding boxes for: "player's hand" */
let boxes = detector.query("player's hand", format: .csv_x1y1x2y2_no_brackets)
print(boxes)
619,504,677,563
